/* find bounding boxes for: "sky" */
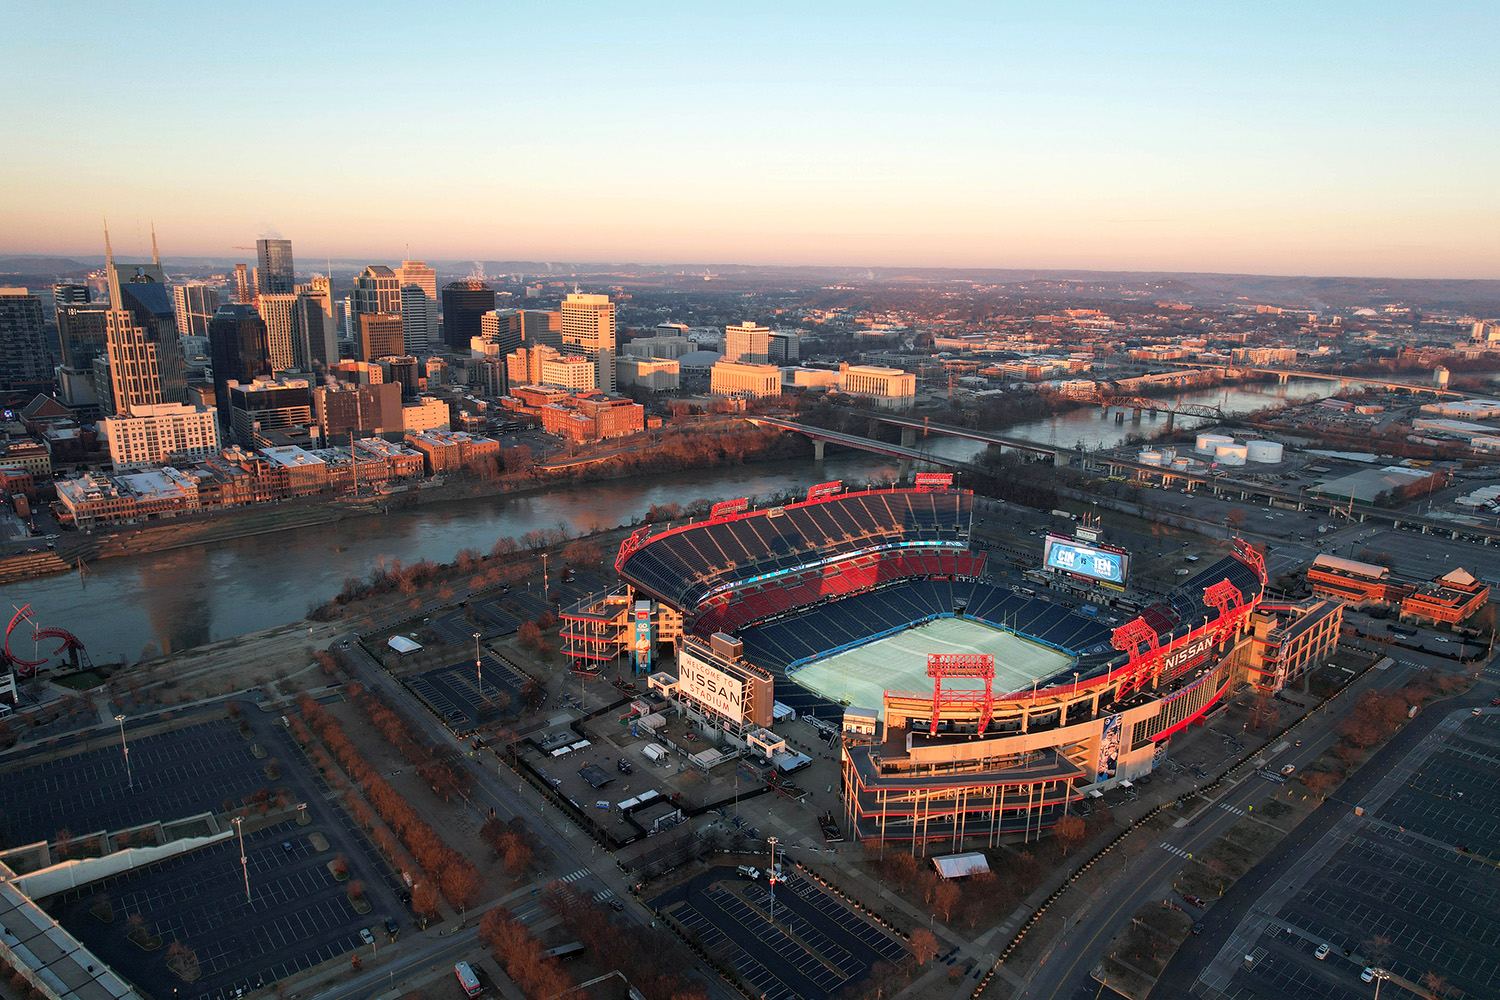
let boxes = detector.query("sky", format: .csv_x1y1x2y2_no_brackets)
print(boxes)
3,1,1497,278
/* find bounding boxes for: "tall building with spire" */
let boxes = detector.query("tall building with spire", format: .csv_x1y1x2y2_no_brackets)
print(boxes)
397,259,437,355
561,291,617,393
102,226,189,415
256,239,295,296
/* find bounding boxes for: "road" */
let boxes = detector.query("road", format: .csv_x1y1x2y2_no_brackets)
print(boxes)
332,634,739,1000
1013,649,1492,1000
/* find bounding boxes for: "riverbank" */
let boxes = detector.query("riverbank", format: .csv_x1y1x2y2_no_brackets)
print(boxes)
9,421,801,586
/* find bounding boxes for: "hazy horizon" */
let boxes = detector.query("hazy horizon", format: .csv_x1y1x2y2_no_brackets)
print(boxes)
4,1,1496,280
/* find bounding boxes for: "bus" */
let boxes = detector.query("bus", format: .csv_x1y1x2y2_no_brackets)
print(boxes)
454,961,481,998
542,941,585,962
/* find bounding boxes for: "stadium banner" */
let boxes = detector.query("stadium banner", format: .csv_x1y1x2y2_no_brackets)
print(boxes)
678,648,745,723
1097,713,1123,778
1043,534,1129,586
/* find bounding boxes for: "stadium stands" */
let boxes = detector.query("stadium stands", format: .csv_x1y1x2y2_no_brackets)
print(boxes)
618,488,974,610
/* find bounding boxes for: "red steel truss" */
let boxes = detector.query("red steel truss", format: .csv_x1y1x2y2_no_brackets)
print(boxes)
927,652,996,735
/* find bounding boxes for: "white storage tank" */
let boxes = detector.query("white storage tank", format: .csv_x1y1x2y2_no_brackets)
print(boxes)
1215,442,1248,465
1171,456,1193,470
1246,440,1283,463
1196,433,1234,454
1139,450,1163,466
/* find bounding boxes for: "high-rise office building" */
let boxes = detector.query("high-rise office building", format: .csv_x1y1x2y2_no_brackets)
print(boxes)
0,289,51,390
477,310,525,359
725,321,770,364
172,283,220,342
234,264,251,304
256,239,295,296
295,277,338,366
768,330,800,364
56,304,110,370
440,280,495,352
258,293,312,372
561,292,616,393
102,231,188,415
359,313,406,362
52,284,91,307
208,303,270,426
350,266,401,350
397,260,436,355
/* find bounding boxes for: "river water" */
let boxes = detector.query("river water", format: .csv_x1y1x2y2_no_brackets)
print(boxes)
1,379,1332,662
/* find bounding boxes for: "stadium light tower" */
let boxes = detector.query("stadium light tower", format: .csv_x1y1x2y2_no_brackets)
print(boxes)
114,714,132,790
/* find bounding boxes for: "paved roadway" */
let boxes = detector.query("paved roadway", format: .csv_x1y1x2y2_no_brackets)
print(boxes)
323,634,738,1000
1012,650,1497,1000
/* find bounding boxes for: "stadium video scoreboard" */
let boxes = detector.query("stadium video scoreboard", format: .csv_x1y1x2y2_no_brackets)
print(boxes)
1043,534,1129,587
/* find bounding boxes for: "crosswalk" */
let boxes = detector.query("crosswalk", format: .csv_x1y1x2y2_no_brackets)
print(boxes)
560,869,589,883
1159,842,1193,859
1220,803,1247,816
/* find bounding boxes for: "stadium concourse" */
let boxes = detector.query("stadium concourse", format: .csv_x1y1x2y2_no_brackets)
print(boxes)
603,478,1276,846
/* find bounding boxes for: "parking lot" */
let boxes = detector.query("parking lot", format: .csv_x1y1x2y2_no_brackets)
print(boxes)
52,818,401,1000
652,866,908,1000
405,658,524,732
1210,710,1500,1000
0,717,284,846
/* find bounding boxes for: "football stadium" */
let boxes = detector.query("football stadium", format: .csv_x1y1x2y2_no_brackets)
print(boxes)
577,476,1277,845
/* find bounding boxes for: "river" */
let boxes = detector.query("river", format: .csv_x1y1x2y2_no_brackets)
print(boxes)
0,378,1333,662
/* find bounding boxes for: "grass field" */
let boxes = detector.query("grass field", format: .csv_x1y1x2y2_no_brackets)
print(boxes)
789,617,1073,716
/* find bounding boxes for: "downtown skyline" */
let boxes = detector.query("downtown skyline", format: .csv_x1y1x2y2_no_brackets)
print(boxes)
3,1,1497,279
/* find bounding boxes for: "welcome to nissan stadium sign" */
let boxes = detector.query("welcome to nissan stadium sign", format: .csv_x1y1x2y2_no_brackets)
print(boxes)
678,648,746,724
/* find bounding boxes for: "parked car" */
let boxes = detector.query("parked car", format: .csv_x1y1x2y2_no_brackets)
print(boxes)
281,841,293,853
359,928,375,945
1362,968,1377,982
1192,923,1204,936
1181,894,1206,908
1315,942,1330,960
384,916,399,936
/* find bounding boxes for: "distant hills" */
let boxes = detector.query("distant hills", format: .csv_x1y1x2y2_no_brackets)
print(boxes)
1,254,1494,313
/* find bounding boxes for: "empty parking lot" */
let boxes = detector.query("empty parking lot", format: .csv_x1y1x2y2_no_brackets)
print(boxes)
653,866,908,1000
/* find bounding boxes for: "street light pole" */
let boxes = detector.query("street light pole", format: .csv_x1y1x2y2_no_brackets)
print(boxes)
766,836,778,925
232,817,250,904
473,632,483,699
541,552,549,601
114,714,132,790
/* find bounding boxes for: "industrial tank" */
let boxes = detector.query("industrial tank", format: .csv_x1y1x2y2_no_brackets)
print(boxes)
1138,450,1163,466
1214,442,1248,465
1196,433,1234,454
1246,440,1284,463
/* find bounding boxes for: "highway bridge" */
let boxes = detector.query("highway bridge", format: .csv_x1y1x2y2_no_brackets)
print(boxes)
751,415,1498,544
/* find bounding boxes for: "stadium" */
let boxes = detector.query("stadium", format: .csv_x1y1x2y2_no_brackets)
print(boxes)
576,476,1272,845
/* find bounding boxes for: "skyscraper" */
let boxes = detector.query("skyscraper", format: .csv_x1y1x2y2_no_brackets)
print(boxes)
440,280,495,352
56,304,110,370
208,303,270,421
172,283,220,342
561,292,616,393
256,239,295,296
102,229,188,415
234,264,251,305
0,289,51,390
350,266,401,350
397,260,436,355
295,277,338,366
725,321,770,364
358,313,406,362
258,293,311,372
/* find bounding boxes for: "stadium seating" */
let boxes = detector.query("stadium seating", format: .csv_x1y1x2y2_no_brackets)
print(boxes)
620,489,973,610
